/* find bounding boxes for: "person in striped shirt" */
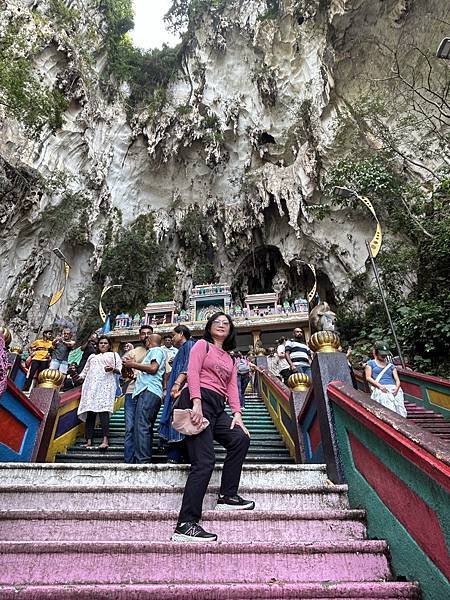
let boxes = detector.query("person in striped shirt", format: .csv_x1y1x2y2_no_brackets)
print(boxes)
285,328,312,378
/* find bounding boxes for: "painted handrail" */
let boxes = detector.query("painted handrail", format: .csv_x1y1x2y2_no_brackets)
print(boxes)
45,387,84,462
0,379,44,462
327,381,450,600
253,365,303,462
398,368,450,419
45,389,125,462
297,385,324,463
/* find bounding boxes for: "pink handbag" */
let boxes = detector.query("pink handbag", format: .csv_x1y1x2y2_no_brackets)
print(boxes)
172,409,210,436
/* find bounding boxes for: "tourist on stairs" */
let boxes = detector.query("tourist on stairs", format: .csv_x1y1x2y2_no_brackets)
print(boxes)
121,325,153,463
171,312,254,543
77,336,122,450
285,327,312,378
365,342,407,417
236,352,251,409
159,325,195,464
23,329,53,391
122,333,166,463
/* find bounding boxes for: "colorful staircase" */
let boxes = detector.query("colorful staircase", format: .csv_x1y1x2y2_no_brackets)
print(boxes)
55,390,294,464
405,399,450,443
0,462,419,598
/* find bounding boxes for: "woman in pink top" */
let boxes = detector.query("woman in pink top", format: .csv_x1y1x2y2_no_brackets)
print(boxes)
171,312,254,542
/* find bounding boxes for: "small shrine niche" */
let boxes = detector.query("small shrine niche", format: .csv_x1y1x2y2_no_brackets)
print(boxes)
244,293,278,317
144,301,176,326
190,284,231,321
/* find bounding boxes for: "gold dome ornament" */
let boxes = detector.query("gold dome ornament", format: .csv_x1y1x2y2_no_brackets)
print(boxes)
37,369,65,389
10,345,23,354
309,330,341,353
287,372,311,392
0,326,12,348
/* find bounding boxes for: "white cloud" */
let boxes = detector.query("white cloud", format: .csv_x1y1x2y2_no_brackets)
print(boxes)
131,0,181,50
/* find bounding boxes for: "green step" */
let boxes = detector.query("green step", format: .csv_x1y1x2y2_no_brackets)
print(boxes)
56,392,294,464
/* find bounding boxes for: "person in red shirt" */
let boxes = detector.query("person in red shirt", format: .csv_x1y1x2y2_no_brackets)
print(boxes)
171,312,254,542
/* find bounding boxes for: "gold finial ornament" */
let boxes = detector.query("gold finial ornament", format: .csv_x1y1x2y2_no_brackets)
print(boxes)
287,372,311,392
0,326,12,348
37,369,65,389
309,330,341,353
10,345,23,354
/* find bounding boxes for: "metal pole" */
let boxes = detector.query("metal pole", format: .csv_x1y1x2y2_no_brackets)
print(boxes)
365,241,406,368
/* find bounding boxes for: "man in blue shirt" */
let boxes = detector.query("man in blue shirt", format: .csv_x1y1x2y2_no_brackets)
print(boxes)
122,334,166,463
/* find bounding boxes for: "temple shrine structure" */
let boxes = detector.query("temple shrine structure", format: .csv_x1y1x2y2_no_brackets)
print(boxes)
109,283,310,351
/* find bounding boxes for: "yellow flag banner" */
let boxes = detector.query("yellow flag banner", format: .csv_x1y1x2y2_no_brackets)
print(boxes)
307,263,317,304
359,196,383,258
49,262,70,307
99,285,112,324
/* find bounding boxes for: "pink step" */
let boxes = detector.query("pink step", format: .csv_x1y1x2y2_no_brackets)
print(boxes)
0,484,349,511
0,581,419,598
0,540,390,585
0,509,367,542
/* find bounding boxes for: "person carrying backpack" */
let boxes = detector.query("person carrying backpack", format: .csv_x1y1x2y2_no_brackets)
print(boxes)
236,352,251,408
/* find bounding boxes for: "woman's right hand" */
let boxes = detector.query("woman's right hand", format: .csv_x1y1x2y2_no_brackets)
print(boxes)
190,398,203,427
379,385,388,393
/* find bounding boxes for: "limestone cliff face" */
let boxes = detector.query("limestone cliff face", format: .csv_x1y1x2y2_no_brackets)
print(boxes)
0,0,447,342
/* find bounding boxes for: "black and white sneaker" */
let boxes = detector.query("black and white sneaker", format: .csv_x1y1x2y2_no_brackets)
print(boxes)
171,522,218,542
215,494,255,511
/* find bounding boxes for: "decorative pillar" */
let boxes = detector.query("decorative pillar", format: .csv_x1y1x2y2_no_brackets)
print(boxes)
309,331,353,483
287,373,311,462
32,369,65,462
251,329,261,347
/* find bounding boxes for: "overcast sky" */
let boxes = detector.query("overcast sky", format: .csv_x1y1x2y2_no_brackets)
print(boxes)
131,0,181,50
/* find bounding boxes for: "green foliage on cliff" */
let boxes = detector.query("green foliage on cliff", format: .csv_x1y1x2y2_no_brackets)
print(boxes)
165,0,227,33
76,213,177,340
100,0,181,114
328,158,450,376
0,17,68,133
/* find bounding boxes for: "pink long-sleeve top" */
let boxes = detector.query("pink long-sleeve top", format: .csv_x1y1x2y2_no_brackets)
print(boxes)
187,339,241,414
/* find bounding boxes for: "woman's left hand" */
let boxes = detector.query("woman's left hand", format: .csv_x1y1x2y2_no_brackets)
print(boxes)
393,386,400,396
230,412,250,437
104,366,113,372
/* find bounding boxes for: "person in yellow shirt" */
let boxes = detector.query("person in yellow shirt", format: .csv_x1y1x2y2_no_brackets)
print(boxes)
24,329,53,391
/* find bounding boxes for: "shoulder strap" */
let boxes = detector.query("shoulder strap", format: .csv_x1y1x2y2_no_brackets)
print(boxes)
375,363,391,383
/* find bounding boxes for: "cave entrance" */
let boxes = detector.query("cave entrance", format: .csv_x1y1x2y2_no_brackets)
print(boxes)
232,245,306,304
231,245,336,308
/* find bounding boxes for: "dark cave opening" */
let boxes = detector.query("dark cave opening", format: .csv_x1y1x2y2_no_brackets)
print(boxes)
231,245,336,308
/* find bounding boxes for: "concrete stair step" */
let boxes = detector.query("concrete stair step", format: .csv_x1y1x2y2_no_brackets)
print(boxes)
0,540,390,585
55,455,295,464
74,437,288,446
0,464,327,488
0,484,349,511
59,447,293,456
0,509,367,542
0,582,420,599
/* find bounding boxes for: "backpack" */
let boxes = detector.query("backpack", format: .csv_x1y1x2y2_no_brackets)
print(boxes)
237,358,250,374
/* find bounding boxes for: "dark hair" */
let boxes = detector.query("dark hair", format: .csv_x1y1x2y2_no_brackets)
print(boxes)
97,335,112,352
173,324,191,340
203,312,236,352
43,329,52,335
139,325,153,333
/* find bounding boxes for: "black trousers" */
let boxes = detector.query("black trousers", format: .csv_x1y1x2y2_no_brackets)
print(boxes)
178,387,250,524
24,360,49,391
85,411,109,440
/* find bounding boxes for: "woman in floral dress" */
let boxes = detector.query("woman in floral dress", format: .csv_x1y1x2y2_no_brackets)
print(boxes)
77,336,122,449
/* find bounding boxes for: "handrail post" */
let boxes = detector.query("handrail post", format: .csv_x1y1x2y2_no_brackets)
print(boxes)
30,385,62,462
311,351,354,483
